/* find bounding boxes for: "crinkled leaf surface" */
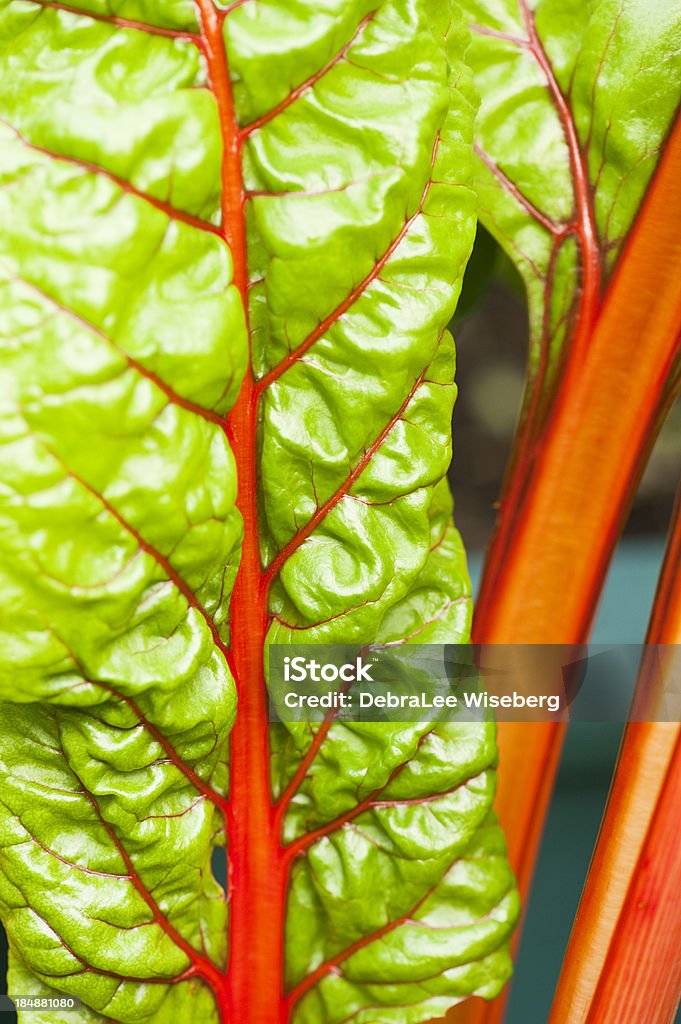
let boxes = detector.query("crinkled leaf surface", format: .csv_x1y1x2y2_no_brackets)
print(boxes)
458,0,681,413
0,2,518,1022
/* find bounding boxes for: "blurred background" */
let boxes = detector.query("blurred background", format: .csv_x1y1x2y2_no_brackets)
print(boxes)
449,226,680,550
0,228,678,1022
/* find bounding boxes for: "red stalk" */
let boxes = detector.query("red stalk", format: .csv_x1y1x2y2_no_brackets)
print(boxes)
454,35,605,1015
585,732,681,1023
644,487,681,648
451,107,681,1024
548,487,681,1024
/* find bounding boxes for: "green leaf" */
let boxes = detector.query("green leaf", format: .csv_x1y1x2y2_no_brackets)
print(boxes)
0,2,518,1022
458,0,681,417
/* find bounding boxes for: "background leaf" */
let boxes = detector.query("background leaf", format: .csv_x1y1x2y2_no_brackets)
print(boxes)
459,0,681,431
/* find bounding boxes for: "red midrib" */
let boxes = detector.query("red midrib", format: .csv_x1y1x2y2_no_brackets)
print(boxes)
195,4,288,1022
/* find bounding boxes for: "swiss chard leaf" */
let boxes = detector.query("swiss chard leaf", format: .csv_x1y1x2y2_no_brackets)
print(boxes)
0,3,518,1023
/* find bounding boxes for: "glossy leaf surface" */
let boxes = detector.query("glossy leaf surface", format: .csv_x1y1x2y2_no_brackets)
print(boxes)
0,2,518,1022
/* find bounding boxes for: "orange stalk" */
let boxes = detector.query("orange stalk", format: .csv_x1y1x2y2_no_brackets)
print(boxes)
549,488,681,1024
449,112,681,1024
